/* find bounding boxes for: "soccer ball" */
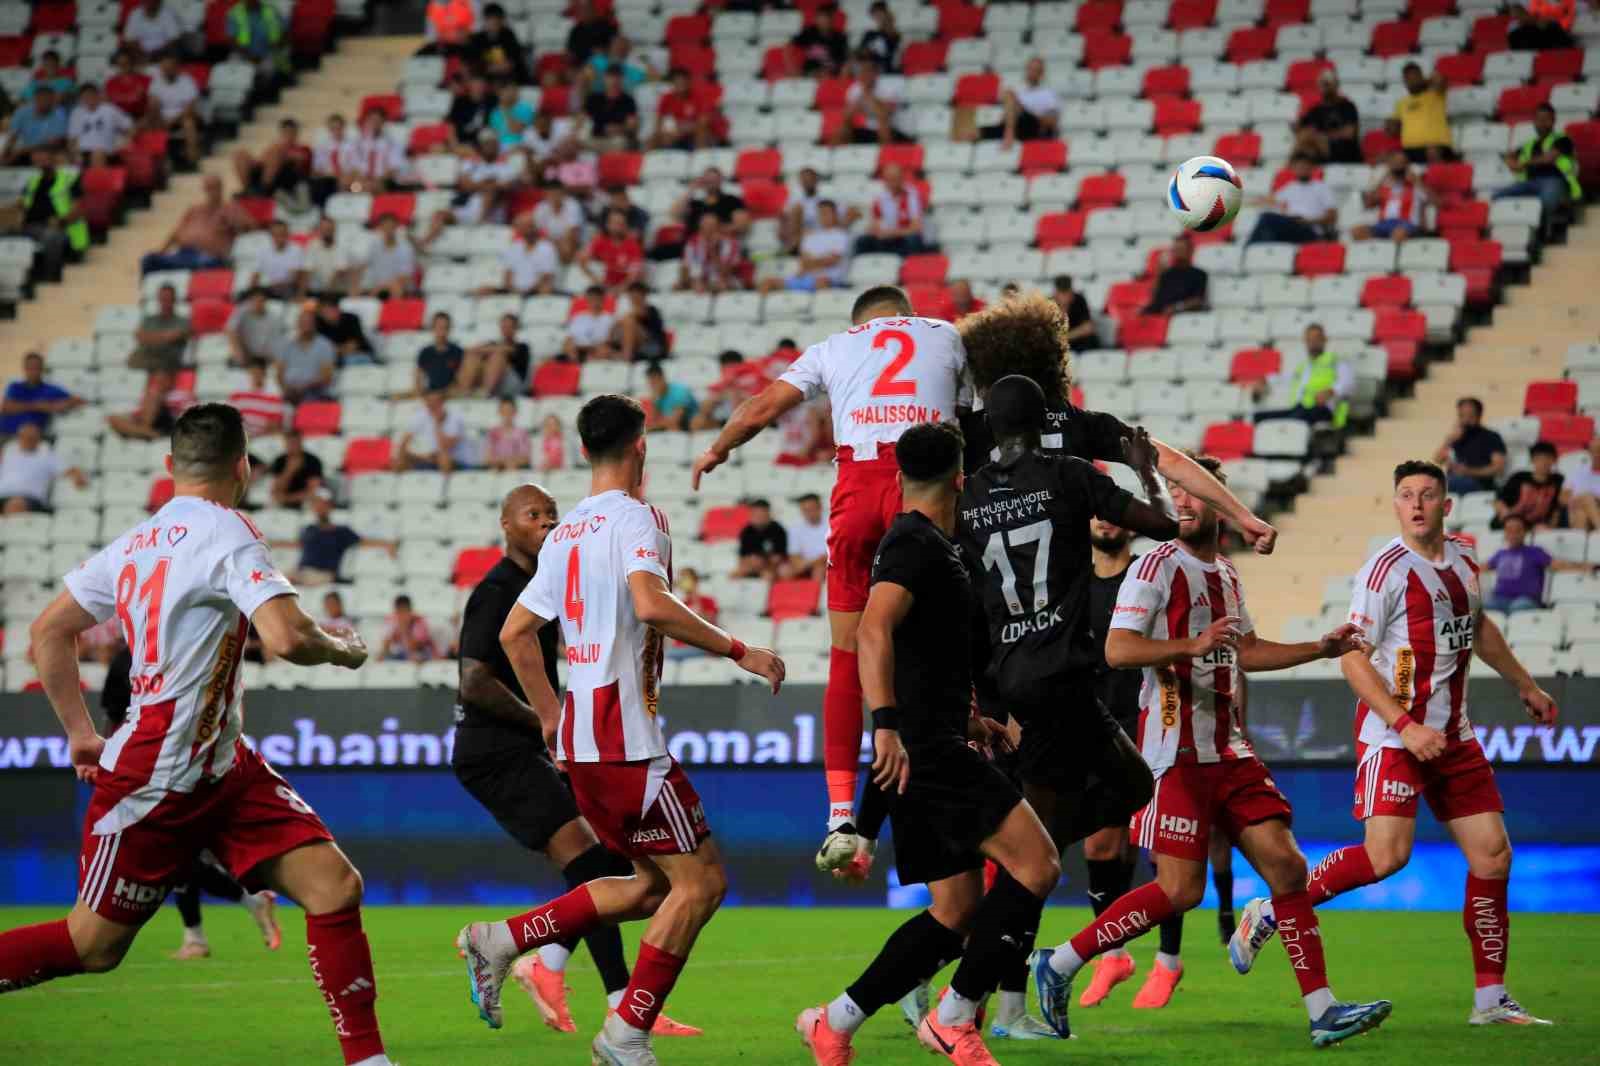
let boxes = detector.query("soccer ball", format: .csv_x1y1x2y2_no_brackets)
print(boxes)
1167,156,1244,232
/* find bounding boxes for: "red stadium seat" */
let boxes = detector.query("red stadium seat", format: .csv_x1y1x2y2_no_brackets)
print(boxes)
1361,128,1404,164
1538,413,1595,453
1105,279,1152,316
1361,275,1412,308
740,179,787,218
1226,26,1277,62
369,192,415,225
734,147,782,181
813,75,851,110
1213,131,1262,168
531,359,580,397
1119,315,1169,350
359,94,403,121
1525,380,1578,416
669,44,717,80
761,43,802,80
1435,53,1484,87
1076,1,1124,33
1077,173,1126,209
1154,98,1202,134
877,142,924,175
1034,211,1086,249
452,546,504,587
700,504,750,543
1449,238,1502,273
1019,139,1067,175
1459,267,1496,308
1424,162,1475,201
293,402,341,437
1168,0,1218,31
378,298,425,333
190,300,233,335
1270,163,1322,191
1370,19,1420,57
1383,340,1422,382
1230,348,1281,384
905,283,955,320
598,151,642,186
188,269,234,301
953,72,1000,106
900,253,949,286
899,40,948,75
1201,421,1254,461
1374,308,1426,343
1081,32,1132,69
1143,65,1189,98
937,3,985,39
1285,58,1333,93
1436,200,1488,239
1295,242,1346,276
133,128,170,158
147,477,175,513
1469,13,1509,53
235,197,276,226
343,437,392,474
1568,120,1600,193
768,578,822,620
539,83,573,116
1534,48,1583,85
664,12,710,45
31,5,77,32
408,122,452,154
1497,84,1551,124
0,37,27,68
80,165,126,200
1263,0,1309,25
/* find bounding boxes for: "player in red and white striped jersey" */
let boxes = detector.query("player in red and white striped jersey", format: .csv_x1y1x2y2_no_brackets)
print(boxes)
690,285,969,864
228,359,287,437
460,395,784,1066
0,404,394,1066
1033,453,1391,1049
1230,460,1559,1027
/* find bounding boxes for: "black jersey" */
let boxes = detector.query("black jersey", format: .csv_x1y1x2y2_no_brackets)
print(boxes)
959,401,1134,474
958,450,1137,705
1088,556,1143,724
455,556,558,749
870,510,976,745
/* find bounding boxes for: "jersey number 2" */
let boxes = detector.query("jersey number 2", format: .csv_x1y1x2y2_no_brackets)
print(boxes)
563,545,585,632
114,557,171,664
980,522,1053,616
869,329,917,397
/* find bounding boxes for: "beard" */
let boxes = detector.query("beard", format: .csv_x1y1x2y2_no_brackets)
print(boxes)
1090,532,1130,554
1179,514,1219,546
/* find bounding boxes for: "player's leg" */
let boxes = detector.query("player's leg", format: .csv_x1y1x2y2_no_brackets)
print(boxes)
0,901,141,993
1078,825,1138,1008
1133,852,1187,1009
822,606,864,832
1211,831,1236,941
193,851,282,951
170,877,210,959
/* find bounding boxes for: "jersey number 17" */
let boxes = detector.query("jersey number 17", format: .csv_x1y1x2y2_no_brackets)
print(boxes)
980,521,1053,615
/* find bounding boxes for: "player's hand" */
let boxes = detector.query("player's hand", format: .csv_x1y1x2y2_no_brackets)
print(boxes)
1120,427,1159,475
689,447,727,490
872,728,910,794
335,631,369,670
1519,683,1559,725
968,715,1015,755
69,731,104,783
1399,720,1447,762
1187,614,1242,658
1239,515,1279,555
1317,622,1370,660
735,644,785,693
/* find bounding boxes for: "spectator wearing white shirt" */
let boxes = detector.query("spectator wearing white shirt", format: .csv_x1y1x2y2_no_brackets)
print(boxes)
562,284,616,361
68,84,133,167
832,54,908,145
251,219,308,299
782,492,828,580
522,111,575,165
855,164,927,255
491,212,559,295
145,51,202,166
338,110,406,194
358,212,418,297
781,166,825,251
1563,435,1600,532
309,113,350,206
1245,153,1339,244
0,421,85,514
123,0,187,62
418,131,527,246
776,199,850,292
303,216,353,296
531,180,586,262
977,56,1059,147
393,390,472,473
1351,150,1431,243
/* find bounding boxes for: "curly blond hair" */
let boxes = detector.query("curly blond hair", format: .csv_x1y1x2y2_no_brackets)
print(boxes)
955,289,1071,407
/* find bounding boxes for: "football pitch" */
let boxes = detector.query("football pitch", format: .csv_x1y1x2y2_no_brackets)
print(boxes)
3,905,1595,1064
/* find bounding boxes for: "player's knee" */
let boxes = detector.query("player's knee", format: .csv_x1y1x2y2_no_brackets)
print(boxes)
1366,840,1411,879
78,938,131,974
1022,852,1063,897
1264,850,1308,894
1082,833,1120,862
1472,837,1512,880
318,861,364,912
1164,878,1205,912
677,863,727,920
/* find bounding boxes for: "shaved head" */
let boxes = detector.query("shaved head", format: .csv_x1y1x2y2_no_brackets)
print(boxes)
501,483,560,563
501,482,554,519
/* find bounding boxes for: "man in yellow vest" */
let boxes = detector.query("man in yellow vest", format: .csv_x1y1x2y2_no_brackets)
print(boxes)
1250,323,1352,429
1496,102,1582,227
13,146,87,281
227,0,290,80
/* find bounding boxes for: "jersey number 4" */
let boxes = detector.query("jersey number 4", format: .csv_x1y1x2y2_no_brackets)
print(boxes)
869,329,917,397
980,521,1053,616
114,557,171,665
564,545,585,632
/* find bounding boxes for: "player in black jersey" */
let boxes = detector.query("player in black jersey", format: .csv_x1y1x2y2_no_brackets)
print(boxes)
452,484,699,1037
797,422,1064,1065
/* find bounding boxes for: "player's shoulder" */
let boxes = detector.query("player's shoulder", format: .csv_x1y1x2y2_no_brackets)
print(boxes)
1131,540,1182,584
1358,536,1411,589
1446,533,1481,571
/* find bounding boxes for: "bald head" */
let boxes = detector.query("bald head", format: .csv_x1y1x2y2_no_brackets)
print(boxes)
501,482,559,561
501,482,554,519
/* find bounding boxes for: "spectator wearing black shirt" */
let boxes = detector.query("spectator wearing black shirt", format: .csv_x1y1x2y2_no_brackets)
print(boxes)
584,67,639,149
1508,1,1575,51
269,429,324,508
1495,440,1565,530
1142,235,1207,315
465,312,532,398
734,498,789,578
565,0,616,64
1051,274,1098,352
614,281,668,362
680,166,750,237
281,487,393,585
314,294,375,366
601,184,649,238
857,1,901,73
415,311,466,395
447,72,496,147
1435,396,1508,495
793,6,849,75
1295,69,1361,164
466,3,530,84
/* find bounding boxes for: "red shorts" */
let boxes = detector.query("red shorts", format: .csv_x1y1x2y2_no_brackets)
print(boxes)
77,743,332,924
566,755,711,860
826,450,903,613
1352,738,1504,822
1129,758,1292,862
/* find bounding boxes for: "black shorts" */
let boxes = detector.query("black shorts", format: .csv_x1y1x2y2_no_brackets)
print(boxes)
889,736,1021,886
452,727,581,854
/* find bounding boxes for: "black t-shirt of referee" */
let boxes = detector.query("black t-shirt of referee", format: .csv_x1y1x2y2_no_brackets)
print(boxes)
960,401,1133,475
454,555,558,755
1088,556,1142,726
958,450,1136,704
870,510,975,746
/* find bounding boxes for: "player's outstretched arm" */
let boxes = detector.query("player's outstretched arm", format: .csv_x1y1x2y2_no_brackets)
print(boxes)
628,571,785,691
858,581,911,794
1149,437,1278,554
499,603,564,749
1237,623,1368,673
253,594,368,669
690,380,805,489
1474,612,1559,725
1105,614,1241,670
1339,648,1447,761
30,590,104,782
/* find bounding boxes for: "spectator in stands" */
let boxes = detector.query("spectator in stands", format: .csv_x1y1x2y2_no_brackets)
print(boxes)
1250,323,1352,428
0,352,85,438
1352,151,1430,243
539,413,566,471
124,0,188,62
949,279,985,320
454,130,527,224
309,113,349,204
394,390,472,472
493,212,559,295
105,50,152,122
1051,275,1099,352
1436,396,1507,494
776,396,834,466
303,217,352,296
1496,440,1565,530
11,146,85,280
234,118,312,208
4,86,68,163
275,307,339,404
857,1,901,73
1497,103,1581,230
563,284,616,360
772,198,850,293
225,286,283,367
130,282,191,388
380,594,440,662
734,498,788,578
1509,1,1576,50
834,54,908,146
1390,62,1453,164
1294,68,1361,165
533,180,587,262
679,213,747,293
1484,514,1594,612
0,421,84,514
613,281,667,362
357,212,418,297
1142,235,1207,315
145,51,203,167
781,166,825,252
1562,435,1600,531
269,428,324,508
466,4,530,84
783,492,828,581
584,68,640,150
106,379,177,441
447,72,497,147
1246,153,1339,244
484,396,531,471
68,84,133,168
587,35,655,92
422,0,476,55
487,80,535,150
641,363,697,431
982,57,1060,148
650,67,716,150
22,52,75,104
855,163,926,255
602,184,650,239
524,110,576,165
677,167,750,246
321,590,357,639
565,0,617,64
692,350,769,430
228,357,287,437
581,207,646,293
465,313,533,398
227,0,291,82
415,311,466,394
314,294,375,365
549,140,601,198
794,6,849,75
251,220,309,298
339,110,406,193
668,568,718,659
141,174,256,274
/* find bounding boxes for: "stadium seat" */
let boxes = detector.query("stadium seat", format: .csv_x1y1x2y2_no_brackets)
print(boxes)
1081,32,1133,69
1294,242,1345,277
343,437,392,474
378,299,426,333
1370,19,1420,57
1533,48,1583,85
938,3,986,39
740,179,787,218
293,402,342,437
531,360,580,397
1264,0,1309,25
1154,98,1202,134
1361,275,1412,308
1035,211,1086,249
1078,173,1126,209
900,40,949,75
1143,65,1190,98
452,546,503,587
1231,347,1281,383
1526,381,1578,416
1019,139,1068,175
598,151,643,186
1201,420,1254,460
1539,414,1595,453
1120,315,1170,350
768,578,823,620
1226,26,1277,62
1497,84,1551,124
190,300,233,335
1213,131,1261,168
900,254,949,286
953,72,1000,106
1169,0,1219,31
1436,52,1484,87
701,504,751,542
1375,308,1427,344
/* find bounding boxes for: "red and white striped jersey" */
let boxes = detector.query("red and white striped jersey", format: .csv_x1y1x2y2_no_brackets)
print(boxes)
778,315,969,457
1346,536,1482,749
63,496,296,834
519,490,673,763
1109,542,1257,774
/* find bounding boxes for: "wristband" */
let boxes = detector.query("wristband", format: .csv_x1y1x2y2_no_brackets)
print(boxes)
871,706,899,731
1393,713,1416,733
724,637,747,662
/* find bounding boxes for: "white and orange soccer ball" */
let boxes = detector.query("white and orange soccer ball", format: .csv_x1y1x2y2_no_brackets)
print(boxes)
1167,155,1244,232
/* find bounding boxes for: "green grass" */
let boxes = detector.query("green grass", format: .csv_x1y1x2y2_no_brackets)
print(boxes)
3,905,1595,1064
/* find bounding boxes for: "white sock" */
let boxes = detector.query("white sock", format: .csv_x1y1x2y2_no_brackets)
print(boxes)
607,989,625,1009
349,1056,394,1066
1259,899,1276,923
182,925,206,943
1048,942,1084,978
826,992,867,1035
995,990,1026,1022
828,803,854,832
1304,986,1336,1020
1155,952,1182,972
1474,983,1506,1011
936,988,978,1026
538,943,572,972
603,1010,650,1045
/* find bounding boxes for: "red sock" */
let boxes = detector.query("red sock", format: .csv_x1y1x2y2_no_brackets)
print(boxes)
1307,845,1378,905
1464,875,1509,988
617,941,686,1033
1068,882,1175,961
0,919,83,992
1271,891,1329,997
824,647,863,816
304,907,384,1066
506,884,599,954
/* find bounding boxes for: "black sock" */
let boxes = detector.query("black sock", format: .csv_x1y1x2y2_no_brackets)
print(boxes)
950,870,1046,1003
855,779,892,841
562,843,635,993
1213,866,1235,917
845,909,965,1014
1157,913,1184,957
998,954,1030,993
1085,857,1133,918
193,858,245,903
174,883,202,929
